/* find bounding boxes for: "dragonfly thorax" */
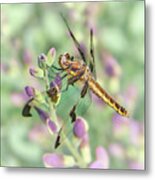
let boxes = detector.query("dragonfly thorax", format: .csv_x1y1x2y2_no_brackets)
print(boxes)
59,53,87,78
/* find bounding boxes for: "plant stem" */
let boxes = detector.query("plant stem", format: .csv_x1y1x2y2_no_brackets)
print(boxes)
44,69,49,90
61,132,87,168
44,68,87,168
50,104,86,167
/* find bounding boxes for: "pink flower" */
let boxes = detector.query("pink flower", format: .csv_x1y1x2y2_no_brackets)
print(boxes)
43,153,75,168
89,146,109,169
43,153,64,168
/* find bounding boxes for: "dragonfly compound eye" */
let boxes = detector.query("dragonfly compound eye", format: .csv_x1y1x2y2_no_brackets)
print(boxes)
59,54,71,70
59,55,67,68
64,53,70,59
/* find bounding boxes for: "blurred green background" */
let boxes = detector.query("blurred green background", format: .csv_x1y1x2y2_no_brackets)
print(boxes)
1,1,144,169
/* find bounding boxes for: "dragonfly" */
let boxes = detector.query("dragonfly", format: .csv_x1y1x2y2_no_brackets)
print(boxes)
22,14,128,148
56,14,128,119
53,14,128,148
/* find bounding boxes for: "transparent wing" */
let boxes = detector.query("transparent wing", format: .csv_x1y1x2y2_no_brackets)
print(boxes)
54,81,92,149
60,14,87,65
56,82,92,121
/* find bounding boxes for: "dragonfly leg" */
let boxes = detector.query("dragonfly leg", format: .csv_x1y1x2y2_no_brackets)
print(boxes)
48,65,65,80
54,81,90,148
52,65,66,71
68,76,80,85
61,71,84,92
61,76,76,93
48,72,61,79
61,83,69,93
69,81,89,123
70,56,74,61
81,81,89,98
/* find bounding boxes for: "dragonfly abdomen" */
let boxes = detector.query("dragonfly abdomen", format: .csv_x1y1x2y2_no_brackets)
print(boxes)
88,78,128,117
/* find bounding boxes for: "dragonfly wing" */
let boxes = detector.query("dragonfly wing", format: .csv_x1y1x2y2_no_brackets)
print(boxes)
56,81,92,118
76,88,92,116
60,14,88,65
89,29,97,79
54,85,92,149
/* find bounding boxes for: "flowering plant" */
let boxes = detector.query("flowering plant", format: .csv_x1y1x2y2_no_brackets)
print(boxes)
23,47,109,168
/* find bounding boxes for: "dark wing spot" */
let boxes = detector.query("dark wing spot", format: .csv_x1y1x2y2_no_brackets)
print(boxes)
120,106,125,113
115,103,120,109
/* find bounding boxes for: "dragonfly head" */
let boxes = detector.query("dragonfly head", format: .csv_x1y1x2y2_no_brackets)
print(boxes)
59,53,72,70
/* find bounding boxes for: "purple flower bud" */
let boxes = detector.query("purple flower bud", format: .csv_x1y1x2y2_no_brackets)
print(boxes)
55,74,62,87
43,153,64,168
39,53,46,60
29,68,37,77
96,146,109,163
49,48,56,57
49,82,55,89
47,47,56,66
34,107,49,123
47,118,57,135
73,117,88,139
38,53,47,69
29,67,44,78
25,86,35,97
50,74,62,89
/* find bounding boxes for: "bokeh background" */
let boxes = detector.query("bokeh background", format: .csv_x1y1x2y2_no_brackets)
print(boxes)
1,1,144,169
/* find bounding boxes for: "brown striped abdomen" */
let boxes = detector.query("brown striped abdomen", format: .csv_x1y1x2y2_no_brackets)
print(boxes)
88,78,128,116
